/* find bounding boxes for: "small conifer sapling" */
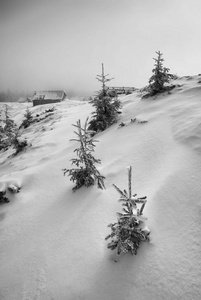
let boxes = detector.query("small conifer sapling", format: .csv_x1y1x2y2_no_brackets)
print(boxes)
0,105,16,150
20,107,33,128
148,51,174,96
11,129,28,155
105,166,150,256
88,64,121,133
63,118,105,191
0,105,28,153
3,104,16,137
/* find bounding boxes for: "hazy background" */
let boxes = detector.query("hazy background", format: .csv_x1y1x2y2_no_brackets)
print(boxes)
1,0,201,96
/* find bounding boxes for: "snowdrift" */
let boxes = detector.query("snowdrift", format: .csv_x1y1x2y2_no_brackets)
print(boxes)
0,76,201,299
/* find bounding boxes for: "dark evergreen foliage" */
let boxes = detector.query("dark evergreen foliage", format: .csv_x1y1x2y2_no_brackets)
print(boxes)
20,108,33,128
105,167,150,256
0,129,9,151
0,105,28,153
88,64,121,133
88,90,121,132
63,118,105,192
0,191,9,203
4,105,16,134
0,105,16,150
11,130,28,155
107,89,118,98
148,51,174,96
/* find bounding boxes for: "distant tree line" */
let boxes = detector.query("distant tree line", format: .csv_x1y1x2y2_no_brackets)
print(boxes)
0,90,31,102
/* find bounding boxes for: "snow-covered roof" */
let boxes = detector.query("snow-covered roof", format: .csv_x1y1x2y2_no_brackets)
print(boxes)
32,90,66,101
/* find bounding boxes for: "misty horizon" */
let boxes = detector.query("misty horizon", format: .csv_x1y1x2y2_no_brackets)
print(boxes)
1,0,201,96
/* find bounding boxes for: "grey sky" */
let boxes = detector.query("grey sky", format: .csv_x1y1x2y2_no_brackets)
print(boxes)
0,0,201,95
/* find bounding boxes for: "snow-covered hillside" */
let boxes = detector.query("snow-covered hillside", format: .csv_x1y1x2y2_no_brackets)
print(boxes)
0,76,201,300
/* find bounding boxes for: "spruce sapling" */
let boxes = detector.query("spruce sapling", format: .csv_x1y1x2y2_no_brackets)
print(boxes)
148,51,174,96
0,105,28,153
12,129,28,155
63,118,105,191
0,105,16,150
88,63,121,133
105,166,150,256
4,104,16,136
20,107,33,128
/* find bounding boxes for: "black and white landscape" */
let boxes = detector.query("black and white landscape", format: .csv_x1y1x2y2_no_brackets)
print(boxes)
1,1,201,299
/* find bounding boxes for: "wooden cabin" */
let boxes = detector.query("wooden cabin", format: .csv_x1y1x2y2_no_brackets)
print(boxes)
32,90,66,106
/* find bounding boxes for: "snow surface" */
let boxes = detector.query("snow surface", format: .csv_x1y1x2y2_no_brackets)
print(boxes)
1,76,201,299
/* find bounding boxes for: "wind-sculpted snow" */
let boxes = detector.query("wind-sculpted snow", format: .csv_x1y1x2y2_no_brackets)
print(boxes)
0,81,201,300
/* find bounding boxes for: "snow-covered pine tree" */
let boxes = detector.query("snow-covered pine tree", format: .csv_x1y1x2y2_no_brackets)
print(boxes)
0,105,16,150
88,64,121,133
20,107,33,128
0,105,28,153
63,118,105,192
148,51,174,96
4,104,16,135
105,166,150,256
11,129,28,155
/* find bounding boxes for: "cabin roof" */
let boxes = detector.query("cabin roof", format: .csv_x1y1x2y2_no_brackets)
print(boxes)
33,90,66,100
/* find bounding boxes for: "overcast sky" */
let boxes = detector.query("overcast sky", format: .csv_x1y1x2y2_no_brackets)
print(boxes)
0,0,201,95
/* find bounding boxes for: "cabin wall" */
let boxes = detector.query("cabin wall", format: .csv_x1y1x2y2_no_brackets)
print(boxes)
33,99,61,106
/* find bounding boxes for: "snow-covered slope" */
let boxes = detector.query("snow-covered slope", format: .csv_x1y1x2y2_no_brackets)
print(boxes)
0,76,201,300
